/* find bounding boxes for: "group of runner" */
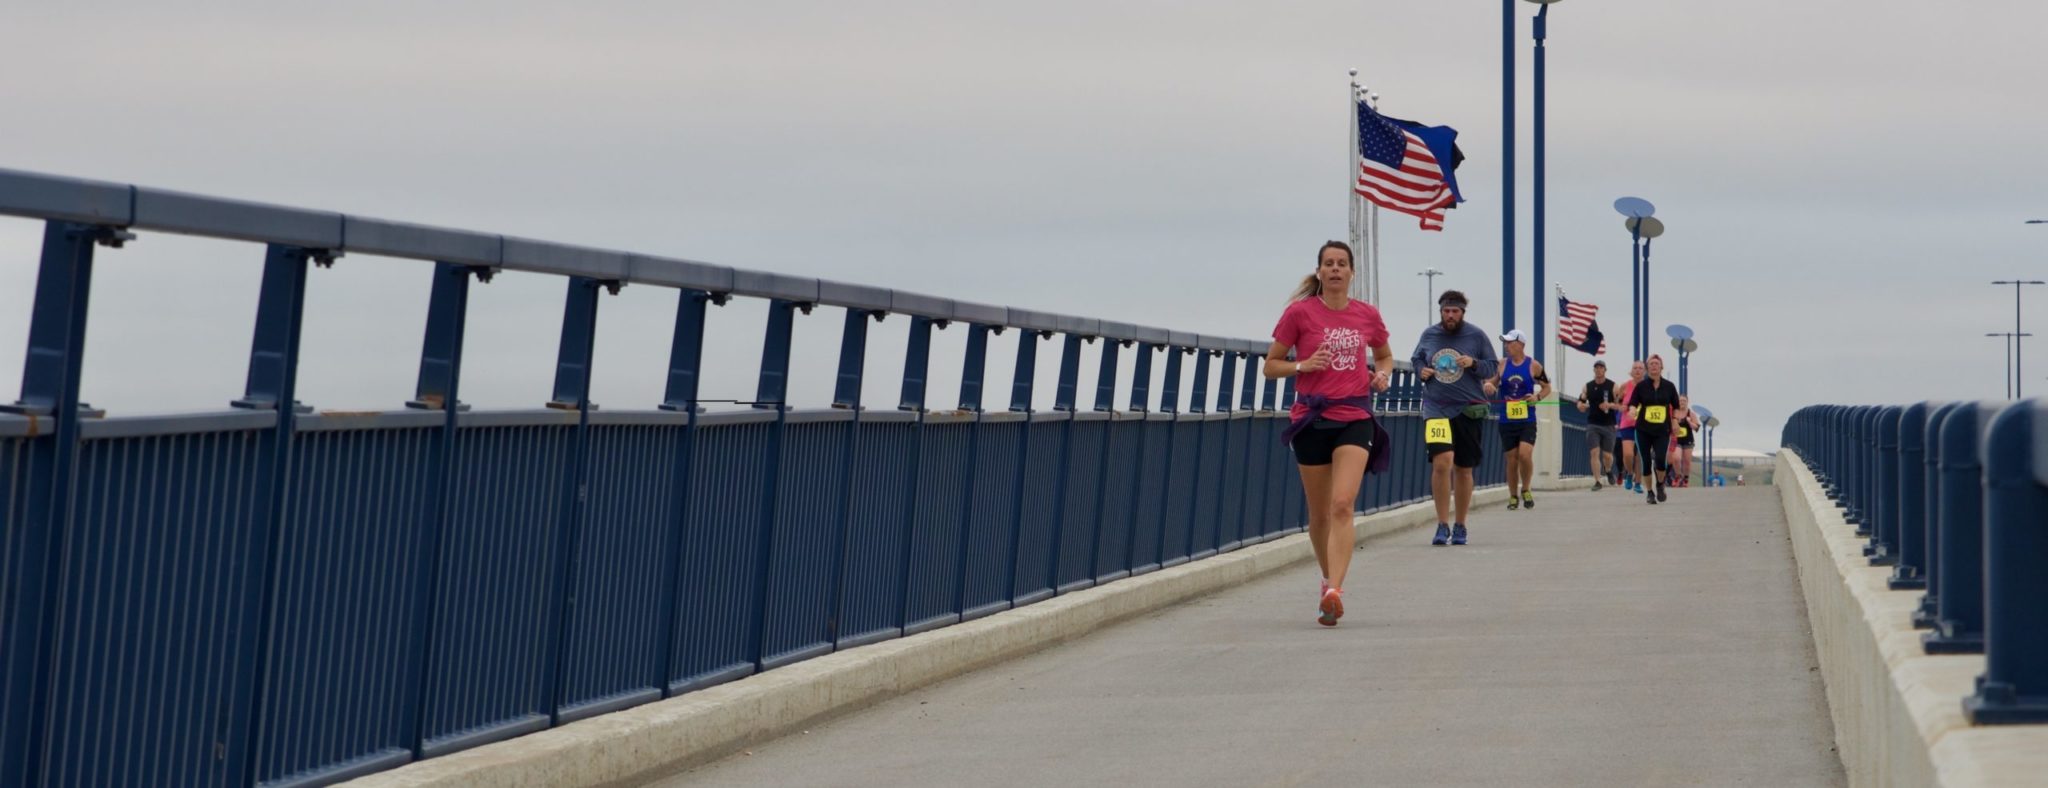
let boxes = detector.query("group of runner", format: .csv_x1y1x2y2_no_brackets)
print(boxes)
1574,358,1702,497
1267,240,1700,627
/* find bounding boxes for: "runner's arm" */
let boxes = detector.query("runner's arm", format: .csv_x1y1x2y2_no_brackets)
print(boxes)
1532,361,1553,402
1262,341,1303,378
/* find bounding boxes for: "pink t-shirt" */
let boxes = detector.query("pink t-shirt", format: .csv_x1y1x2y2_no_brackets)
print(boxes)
1617,379,1640,428
1272,297,1389,422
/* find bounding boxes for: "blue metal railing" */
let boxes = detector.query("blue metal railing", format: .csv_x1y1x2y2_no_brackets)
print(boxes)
0,167,1504,787
1783,403,2048,726
1559,403,1591,478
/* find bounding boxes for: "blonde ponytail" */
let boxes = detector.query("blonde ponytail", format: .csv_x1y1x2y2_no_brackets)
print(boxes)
1289,274,1322,302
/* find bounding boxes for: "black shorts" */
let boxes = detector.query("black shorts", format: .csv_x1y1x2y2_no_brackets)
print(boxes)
1424,414,1485,469
1498,420,1538,447
1290,419,1377,466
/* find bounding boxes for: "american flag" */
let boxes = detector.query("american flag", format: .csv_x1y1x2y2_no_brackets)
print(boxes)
1558,296,1607,356
1355,100,1460,231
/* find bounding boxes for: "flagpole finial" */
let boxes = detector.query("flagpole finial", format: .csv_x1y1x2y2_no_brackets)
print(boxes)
1348,67,1358,78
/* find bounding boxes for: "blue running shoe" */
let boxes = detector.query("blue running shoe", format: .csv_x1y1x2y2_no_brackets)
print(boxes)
1451,523,1468,545
1431,523,1451,546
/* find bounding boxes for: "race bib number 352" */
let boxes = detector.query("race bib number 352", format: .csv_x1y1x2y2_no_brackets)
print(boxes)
1425,418,1453,445
1506,401,1529,420
1644,405,1668,425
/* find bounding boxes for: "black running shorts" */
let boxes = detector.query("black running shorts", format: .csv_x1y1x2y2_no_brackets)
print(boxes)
1424,414,1485,469
1498,420,1538,448
1291,419,1377,466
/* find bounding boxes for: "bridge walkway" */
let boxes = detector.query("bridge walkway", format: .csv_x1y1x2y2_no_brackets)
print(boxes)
664,486,1843,787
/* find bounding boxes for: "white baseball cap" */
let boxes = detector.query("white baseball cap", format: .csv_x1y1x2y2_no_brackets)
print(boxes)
1499,329,1527,344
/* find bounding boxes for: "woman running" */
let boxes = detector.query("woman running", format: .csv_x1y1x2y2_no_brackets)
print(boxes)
1266,240,1393,627
1670,395,1700,487
1626,355,1681,504
1614,361,1645,490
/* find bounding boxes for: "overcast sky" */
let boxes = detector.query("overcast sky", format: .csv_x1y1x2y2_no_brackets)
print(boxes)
3,1,2046,452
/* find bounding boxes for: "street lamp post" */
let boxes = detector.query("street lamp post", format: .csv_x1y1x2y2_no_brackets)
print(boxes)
1501,0,1516,337
1668,328,1697,395
1614,197,1655,361
1526,0,1564,364
1986,331,2033,398
1991,280,2044,397
1628,216,1666,360
1419,267,1445,319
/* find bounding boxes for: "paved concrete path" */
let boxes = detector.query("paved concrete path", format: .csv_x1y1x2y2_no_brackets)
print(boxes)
661,486,1843,787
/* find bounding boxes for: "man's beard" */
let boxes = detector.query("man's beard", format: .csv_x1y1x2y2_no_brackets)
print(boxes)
1440,317,1463,332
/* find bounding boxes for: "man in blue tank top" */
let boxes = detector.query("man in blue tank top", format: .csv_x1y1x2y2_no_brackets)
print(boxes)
1490,329,1551,510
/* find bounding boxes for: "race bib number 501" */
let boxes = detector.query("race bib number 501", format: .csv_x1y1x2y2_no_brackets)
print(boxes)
1425,418,1453,445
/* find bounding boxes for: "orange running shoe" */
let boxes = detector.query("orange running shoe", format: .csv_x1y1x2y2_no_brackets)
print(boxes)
1317,587,1344,627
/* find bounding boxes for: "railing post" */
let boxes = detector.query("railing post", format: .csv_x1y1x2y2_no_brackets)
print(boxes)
1188,350,1212,415
834,308,878,409
1261,371,1279,413
1925,401,1998,655
958,324,994,411
1889,402,1932,590
755,299,801,409
407,262,486,411
1239,354,1259,411
1053,333,1084,412
1215,351,1238,413
542,276,614,725
400,263,482,757
1094,339,1122,412
1912,402,1959,630
1869,406,1902,565
1160,346,1185,413
749,300,801,668
1010,329,1044,412
654,289,712,695
900,315,935,411
1963,399,2048,723
226,242,324,786
829,306,874,657
1129,342,1157,412
0,221,119,788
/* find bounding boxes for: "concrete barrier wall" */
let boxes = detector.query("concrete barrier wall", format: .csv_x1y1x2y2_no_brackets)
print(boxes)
1777,449,2048,787
345,481,1584,788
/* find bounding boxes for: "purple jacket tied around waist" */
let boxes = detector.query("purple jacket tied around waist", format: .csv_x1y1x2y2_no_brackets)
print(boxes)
1281,394,1391,474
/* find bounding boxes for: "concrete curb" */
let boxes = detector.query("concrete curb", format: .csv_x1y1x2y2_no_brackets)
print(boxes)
345,480,1590,788
1776,450,2048,788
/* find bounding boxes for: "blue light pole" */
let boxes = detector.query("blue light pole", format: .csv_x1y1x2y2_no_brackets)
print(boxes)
1614,197,1655,361
1527,0,1563,363
1501,0,1516,335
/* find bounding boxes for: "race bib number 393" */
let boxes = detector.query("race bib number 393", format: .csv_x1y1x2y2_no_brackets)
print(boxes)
1425,418,1453,445
1644,405,1668,425
1506,401,1529,420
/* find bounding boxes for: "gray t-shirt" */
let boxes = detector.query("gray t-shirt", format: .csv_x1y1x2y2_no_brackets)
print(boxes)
1408,321,1500,419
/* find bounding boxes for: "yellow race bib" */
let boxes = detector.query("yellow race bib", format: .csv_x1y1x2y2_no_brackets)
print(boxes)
1644,405,1668,425
1677,425,1689,439
1505,400,1529,420
1425,418,1453,445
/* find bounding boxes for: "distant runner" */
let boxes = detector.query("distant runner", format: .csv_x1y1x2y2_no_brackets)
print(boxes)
1670,395,1700,488
1614,361,1646,491
1625,355,1681,504
1575,360,1618,490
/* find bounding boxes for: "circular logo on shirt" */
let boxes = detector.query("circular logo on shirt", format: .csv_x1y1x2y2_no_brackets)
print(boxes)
1502,373,1531,401
1430,348,1464,384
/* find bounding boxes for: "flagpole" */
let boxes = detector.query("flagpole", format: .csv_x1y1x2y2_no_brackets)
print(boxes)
1368,90,1382,308
1348,70,1367,303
